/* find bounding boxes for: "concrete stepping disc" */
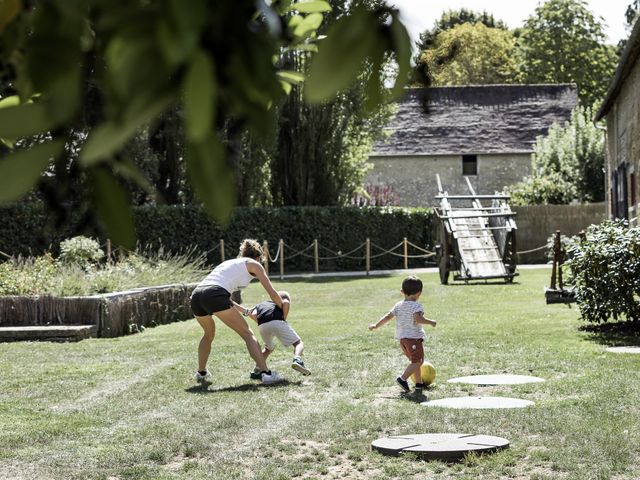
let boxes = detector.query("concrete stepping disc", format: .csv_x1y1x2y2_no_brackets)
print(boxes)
421,396,534,409
371,433,509,461
606,346,640,354
447,374,544,385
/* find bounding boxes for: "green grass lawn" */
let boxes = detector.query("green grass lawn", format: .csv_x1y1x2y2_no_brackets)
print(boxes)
1,268,640,480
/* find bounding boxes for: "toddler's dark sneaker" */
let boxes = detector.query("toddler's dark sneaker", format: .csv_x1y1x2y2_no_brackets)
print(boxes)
249,367,262,380
414,383,426,390
396,376,410,393
291,357,311,375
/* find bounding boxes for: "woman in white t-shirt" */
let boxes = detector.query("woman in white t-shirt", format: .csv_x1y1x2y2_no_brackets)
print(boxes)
190,239,284,386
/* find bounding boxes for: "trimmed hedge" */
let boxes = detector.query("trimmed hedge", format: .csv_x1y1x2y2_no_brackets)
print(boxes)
0,204,436,272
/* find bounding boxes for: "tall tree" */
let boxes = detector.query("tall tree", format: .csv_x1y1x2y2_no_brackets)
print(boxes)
269,0,393,206
517,0,618,106
507,105,605,205
415,8,508,52
416,23,519,86
413,9,512,86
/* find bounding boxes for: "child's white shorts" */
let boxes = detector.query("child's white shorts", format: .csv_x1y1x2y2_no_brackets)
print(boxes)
258,320,301,351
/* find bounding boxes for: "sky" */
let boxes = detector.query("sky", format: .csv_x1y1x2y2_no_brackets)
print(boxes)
391,0,633,51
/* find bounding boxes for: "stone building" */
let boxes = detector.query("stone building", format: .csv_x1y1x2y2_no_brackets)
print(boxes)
595,18,640,221
366,84,578,207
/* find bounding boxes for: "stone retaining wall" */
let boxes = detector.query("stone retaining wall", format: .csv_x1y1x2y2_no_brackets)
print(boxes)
0,283,196,338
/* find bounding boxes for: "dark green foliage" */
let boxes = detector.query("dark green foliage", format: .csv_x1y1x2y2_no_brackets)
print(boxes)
0,204,435,272
507,106,605,205
518,0,618,106
0,203,76,257
415,8,508,51
413,8,511,86
135,205,436,271
569,220,640,324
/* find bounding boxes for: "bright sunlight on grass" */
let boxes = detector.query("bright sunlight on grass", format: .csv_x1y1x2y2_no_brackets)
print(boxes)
1,268,639,479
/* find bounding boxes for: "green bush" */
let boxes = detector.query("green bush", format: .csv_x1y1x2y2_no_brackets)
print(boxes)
59,236,104,267
133,205,436,272
0,204,436,272
507,106,605,205
568,220,640,324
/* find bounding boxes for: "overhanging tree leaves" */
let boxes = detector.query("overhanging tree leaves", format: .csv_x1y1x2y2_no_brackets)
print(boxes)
0,0,410,248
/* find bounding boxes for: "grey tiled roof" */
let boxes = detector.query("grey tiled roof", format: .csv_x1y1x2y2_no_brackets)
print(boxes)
372,84,578,156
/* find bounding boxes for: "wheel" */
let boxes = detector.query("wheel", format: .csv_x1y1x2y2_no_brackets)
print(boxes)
439,252,449,285
438,227,450,285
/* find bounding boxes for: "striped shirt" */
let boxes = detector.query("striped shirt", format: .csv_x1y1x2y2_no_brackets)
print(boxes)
391,300,425,340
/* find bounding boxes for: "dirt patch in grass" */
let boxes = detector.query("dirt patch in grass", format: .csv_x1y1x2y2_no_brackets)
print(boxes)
278,439,383,480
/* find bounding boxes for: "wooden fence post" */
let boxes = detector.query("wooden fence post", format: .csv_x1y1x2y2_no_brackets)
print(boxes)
279,239,284,280
263,240,269,276
106,239,112,264
366,237,371,275
220,239,225,262
550,231,560,290
314,239,319,273
403,237,408,270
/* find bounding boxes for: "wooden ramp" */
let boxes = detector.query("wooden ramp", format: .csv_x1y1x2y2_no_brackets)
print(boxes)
435,176,518,284
447,210,507,279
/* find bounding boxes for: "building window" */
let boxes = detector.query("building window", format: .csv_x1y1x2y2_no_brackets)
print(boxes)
462,154,477,175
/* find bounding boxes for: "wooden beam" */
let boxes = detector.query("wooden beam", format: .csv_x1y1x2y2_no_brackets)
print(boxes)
435,194,511,200
441,212,517,219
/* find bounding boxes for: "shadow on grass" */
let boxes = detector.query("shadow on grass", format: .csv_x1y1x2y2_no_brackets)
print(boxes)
379,386,434,404
579,321,640,347
184,379,302,394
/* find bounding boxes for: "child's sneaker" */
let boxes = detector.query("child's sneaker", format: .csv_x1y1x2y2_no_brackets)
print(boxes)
195,370,212,387
396,376,410,393
414,383,426,390
249,367,262,380
291,357,311,375
261,370,284,384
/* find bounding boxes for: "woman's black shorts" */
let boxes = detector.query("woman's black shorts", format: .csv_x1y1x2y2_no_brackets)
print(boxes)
190,286,233,316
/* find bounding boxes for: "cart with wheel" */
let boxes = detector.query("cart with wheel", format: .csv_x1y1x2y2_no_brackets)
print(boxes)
435,175,518,284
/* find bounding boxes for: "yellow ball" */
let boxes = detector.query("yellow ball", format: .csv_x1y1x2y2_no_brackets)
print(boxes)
412,362,436,385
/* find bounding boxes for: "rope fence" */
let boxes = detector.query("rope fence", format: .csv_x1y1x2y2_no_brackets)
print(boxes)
202,237,555,278
207,237,440,279
98,236,554,278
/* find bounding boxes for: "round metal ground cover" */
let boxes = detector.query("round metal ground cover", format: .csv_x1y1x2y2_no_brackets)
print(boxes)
421,396,534,409
606,346,640,354
371,433,509,461
447,374,544,385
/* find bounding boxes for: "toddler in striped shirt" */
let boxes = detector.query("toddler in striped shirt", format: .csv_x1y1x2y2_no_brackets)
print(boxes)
369,275,437,392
